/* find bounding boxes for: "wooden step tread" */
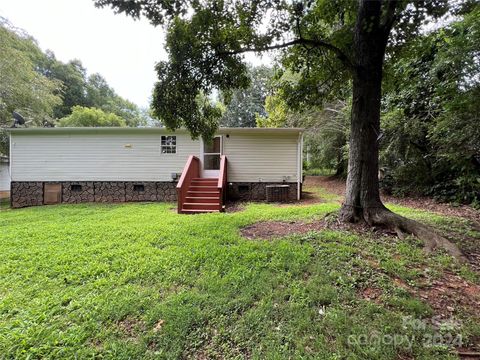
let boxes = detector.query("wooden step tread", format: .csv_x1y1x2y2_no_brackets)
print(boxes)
181,209,220,213
187,191,219,194
183,202,220,206
185,197,220,200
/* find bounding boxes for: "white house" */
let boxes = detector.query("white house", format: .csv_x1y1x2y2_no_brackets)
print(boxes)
9,127,303,212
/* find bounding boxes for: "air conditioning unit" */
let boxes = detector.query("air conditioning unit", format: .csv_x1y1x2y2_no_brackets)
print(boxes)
266,185,290,202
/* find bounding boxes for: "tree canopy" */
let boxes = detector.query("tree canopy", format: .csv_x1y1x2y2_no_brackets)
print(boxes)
256,3,479,204
94,0,470,137
380,5,480,204
271,4,480,204
57,106,127,127
0,18,62,128
0,17,62,155
220,65,273,128
0,17,148,126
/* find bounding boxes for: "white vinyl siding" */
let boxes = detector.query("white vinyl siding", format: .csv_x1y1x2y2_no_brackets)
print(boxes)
223,133,299,182
10,129,301,183
10,132,200,181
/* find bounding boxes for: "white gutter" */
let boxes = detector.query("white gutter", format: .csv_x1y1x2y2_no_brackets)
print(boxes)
8,127,305,135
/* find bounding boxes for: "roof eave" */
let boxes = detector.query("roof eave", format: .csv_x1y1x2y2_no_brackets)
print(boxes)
8,127,304,134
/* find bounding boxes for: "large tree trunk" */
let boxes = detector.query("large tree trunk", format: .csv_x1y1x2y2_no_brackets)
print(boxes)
338,0,467,262
339,67,384,221
339,0,386,222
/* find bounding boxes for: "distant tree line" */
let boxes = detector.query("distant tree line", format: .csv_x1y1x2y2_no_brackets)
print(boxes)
0,17,149,155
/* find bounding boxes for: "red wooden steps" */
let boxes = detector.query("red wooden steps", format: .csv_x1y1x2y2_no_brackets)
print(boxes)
185,197,219,203
181,178,222,213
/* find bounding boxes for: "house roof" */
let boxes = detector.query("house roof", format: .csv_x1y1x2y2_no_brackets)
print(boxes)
8,127,304,136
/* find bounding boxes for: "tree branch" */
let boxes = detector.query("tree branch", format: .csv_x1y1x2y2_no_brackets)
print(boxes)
221,38,354,71
381,0,399,36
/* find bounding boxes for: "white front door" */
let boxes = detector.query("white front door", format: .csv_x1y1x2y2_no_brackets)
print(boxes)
201,135,222,178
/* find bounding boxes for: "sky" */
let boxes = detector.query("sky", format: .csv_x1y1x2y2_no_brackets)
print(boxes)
0,0,270,108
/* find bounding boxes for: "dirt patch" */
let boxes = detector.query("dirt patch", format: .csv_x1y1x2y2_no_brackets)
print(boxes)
443,230,480,273
385,196,480,227
240,220,328,239
304,176,345,198
305,176,480,269
361,268,480,355
117,317,146,341
394,271,480,356
240,218,399,240
361,287,383,303
416,273,480,319
393,272,480,321
466,252,480,273
364,259,480,321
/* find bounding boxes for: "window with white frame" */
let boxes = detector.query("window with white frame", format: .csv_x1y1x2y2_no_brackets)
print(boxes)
161,136,176,154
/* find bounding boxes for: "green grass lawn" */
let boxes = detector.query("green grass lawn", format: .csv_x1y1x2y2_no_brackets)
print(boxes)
1,190,479,359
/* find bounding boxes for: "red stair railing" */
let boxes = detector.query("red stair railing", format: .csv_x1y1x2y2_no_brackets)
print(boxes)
217,155,227,212
176,155,200,213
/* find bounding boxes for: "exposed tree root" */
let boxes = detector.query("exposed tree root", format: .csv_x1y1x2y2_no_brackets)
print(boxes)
340,205,468,263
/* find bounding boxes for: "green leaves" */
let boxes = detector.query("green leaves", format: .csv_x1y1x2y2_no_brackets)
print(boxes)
151,13,250,139
380,4,480,203
220,65,274,127
0,19,62,129
57,106,127,127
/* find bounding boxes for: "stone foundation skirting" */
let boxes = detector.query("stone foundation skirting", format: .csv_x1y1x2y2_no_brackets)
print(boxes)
10,181,178,208
11,182,44,208
227,182,298,201
63,182,95,203
94,182,126,203
10,181,300,208
125,182,157,202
